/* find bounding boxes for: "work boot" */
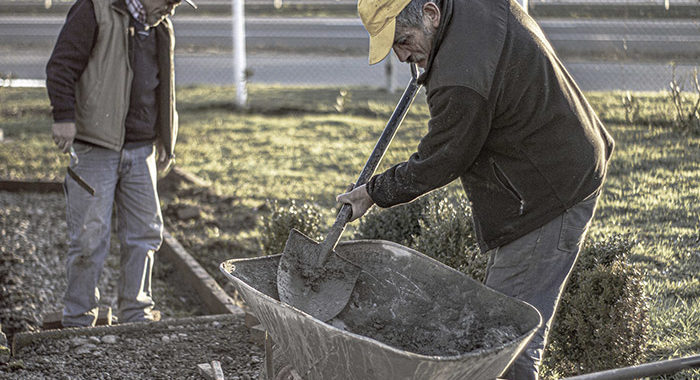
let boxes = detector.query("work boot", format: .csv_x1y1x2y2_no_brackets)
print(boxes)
119,309,160,324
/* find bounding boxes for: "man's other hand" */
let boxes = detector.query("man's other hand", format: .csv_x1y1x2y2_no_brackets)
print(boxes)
156,142,173,174
336,184,375,222
52,121,76,153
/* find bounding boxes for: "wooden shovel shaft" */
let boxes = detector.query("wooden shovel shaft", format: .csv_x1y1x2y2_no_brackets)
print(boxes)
316,64,422,266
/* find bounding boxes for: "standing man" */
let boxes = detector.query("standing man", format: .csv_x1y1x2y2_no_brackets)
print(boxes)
46,0,195,327
338,0,614,378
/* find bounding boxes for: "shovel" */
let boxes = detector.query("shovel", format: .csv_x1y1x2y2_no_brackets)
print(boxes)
277,64,422,321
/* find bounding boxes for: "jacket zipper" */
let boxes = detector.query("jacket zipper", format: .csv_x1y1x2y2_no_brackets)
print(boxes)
490,159,525,215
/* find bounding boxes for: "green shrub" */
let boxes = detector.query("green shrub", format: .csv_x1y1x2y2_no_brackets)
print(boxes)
259,200,324,256
355,192,650,378
354,189,486,281
541,234,650,378
621,91,641,125
411,195,486,282
354,192,433,247
668,66,700,135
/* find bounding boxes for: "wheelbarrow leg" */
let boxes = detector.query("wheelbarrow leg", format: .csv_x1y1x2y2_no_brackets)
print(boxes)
261,332,303,380
264,331,274,380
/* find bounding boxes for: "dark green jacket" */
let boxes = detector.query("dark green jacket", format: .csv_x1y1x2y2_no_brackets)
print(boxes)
367,0,614,251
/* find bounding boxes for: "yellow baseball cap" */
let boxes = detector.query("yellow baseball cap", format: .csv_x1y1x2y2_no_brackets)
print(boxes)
358,0,412,65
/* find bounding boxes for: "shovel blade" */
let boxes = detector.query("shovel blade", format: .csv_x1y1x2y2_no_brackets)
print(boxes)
277,229,361,321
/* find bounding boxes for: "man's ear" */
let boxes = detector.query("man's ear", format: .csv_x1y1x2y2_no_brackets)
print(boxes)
423,2,441,29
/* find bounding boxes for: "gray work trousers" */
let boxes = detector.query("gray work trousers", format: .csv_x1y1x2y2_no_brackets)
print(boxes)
62,142,163,327
485,193,600,380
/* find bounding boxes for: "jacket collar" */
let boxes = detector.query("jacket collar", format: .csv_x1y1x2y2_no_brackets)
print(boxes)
418,0,454,85
417,0,508,98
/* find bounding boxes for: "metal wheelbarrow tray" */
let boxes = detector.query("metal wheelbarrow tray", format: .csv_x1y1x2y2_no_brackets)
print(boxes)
220,239,542,380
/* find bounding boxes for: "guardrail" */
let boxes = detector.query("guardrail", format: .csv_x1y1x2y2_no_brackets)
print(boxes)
1,0,699,18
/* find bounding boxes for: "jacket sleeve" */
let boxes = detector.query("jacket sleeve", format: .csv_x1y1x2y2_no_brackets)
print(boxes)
45,0,98,122
366,85,492,207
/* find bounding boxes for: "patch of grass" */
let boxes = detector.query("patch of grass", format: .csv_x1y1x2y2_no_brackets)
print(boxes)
1,84,698,378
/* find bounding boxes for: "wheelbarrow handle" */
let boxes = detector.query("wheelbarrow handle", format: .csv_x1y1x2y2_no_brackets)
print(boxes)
318,64,422,264
562,353,700,380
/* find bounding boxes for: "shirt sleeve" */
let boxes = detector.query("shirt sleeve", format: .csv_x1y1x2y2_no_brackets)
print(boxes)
45,0,98,122
366,85,492,207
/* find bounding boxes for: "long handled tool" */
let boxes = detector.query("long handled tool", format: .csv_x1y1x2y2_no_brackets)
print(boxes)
66,146,95,196
562,353,700,380
277,64,422,321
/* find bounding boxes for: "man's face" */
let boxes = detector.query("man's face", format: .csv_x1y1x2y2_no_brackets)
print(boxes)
392,2,441,69
392,25,434,69
140,0,180,27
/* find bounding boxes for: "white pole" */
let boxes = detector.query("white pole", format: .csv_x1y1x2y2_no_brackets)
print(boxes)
232,0,247,107
385,52,394,93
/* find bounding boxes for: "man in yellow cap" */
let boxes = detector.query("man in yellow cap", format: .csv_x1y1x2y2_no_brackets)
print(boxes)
338,0,615,378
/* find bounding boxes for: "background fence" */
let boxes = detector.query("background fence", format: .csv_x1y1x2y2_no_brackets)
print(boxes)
0,0,698,94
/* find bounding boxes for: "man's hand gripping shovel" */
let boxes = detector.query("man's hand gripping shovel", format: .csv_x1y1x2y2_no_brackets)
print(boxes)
53,121,95,196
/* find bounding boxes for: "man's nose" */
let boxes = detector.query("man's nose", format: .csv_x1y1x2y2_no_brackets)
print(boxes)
393,46,410,62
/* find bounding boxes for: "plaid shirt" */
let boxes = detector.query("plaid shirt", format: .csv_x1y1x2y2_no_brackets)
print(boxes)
125,0,147,25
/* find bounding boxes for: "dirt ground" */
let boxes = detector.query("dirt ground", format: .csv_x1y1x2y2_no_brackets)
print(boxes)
0,176,265,379
1,170,523,379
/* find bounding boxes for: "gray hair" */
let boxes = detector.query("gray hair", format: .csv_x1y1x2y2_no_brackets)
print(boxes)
396,0,442,29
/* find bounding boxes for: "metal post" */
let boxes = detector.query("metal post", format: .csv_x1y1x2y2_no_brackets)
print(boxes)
385,52,394,93
563,354,700,380
232,0,247,107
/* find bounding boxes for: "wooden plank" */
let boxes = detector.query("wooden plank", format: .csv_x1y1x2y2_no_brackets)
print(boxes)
159,230,244,316
0,180,62,193
14,314,241,353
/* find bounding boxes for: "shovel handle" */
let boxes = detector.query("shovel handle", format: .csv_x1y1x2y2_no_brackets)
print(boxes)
317,64,422,266
353,63,421,188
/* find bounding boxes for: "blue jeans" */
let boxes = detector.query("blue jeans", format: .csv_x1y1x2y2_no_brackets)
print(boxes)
62,142,163,327
485,193,600,380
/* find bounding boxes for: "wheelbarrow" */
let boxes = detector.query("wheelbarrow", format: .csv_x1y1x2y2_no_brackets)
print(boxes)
220,239,542,380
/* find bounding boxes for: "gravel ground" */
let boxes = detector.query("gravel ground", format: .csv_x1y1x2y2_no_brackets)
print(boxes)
6,315,263,380
1,191,69,339
0,189,264,379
